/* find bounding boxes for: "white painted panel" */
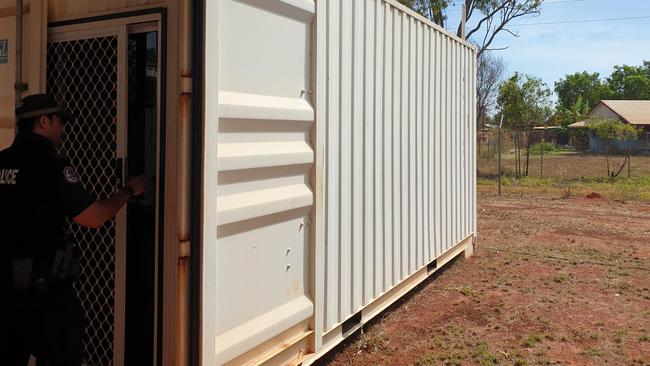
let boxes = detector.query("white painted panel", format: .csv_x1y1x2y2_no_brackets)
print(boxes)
219,0,313,98
373,0,384,299
205,0,477,362
434,30,442,259
363,0,375,306
324,0,340,332
208,0,316,363
351,0,363,314
422,25,430,264
316,0,477,334
382,2,393,293
392,6,402,286
339,0,352,321
396,13,404,280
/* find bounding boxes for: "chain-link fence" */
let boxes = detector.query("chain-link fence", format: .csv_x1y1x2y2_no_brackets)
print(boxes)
48,36,119,366
477,126,650,200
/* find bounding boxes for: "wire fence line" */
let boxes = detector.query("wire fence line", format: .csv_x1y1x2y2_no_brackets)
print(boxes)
477,126,650,200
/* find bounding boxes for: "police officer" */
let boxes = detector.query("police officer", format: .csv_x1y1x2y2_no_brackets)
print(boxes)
0,94,149,365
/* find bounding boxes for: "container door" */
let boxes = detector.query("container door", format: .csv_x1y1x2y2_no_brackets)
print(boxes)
47,26,128,366
204,0,316,364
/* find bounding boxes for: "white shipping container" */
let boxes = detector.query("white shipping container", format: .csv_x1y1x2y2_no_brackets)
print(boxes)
203,0,477,364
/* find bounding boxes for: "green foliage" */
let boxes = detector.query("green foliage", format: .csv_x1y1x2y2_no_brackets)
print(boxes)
607,62,650,99
529,141,559,155
497,72,553,130
521,333,543,348
396,0,448,25
586,118,640,143
555,71,611,110
553,95,590,127
472,342,499,365
413,352,438,366
621,75,650,100
554,61,650,115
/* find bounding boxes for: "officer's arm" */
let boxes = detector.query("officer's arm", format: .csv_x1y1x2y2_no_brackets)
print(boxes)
73,190,131,229
73,175,149,229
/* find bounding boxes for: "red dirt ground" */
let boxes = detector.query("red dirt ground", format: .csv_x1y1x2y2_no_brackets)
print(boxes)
320,193,650,365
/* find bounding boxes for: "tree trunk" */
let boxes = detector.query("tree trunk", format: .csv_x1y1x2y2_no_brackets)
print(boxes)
525,131,531,177
539,139,544,178
613,154,629,178
627,149,632,179
514,131,519,178
516,132,522,178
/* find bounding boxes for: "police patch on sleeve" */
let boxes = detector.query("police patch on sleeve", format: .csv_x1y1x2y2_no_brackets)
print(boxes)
63,166,80,184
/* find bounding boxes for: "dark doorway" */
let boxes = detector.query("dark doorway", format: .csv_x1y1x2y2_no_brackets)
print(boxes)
125,29,158,366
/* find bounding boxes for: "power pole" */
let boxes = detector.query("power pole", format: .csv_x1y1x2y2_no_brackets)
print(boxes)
460,3,467,39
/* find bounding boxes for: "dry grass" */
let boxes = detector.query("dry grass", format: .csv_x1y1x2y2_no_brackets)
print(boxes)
478,152,650,180
477,176,650,202
323,195,650,366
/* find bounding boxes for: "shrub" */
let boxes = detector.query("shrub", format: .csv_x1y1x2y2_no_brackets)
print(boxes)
529,141,559,155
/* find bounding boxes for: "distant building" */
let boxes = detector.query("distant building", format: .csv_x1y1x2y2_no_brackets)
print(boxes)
568,100,650,153
530,125,568,146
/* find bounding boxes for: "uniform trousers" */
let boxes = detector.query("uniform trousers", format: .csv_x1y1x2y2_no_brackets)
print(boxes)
4,282,83,366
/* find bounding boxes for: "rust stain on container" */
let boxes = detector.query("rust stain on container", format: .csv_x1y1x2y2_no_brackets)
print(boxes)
177,93,192,238
0,117,15,129
0,4,30,18
176,251,191,366
179,239,191,259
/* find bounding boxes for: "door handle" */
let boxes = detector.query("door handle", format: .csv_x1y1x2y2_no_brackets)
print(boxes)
116,158,124,186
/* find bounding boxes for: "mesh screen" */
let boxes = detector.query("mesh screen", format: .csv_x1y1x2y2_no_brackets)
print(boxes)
47,36,119,366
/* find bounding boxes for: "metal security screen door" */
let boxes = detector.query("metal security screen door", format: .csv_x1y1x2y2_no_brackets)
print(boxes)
47,26,128,366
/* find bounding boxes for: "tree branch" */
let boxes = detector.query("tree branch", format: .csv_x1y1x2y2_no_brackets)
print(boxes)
486,46,510,51
502,28,519,37
465,1,510,40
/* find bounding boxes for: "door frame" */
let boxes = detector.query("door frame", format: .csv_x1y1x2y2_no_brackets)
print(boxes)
47,9,167,366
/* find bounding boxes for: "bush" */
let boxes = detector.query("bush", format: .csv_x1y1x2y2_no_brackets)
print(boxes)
529,141,559,155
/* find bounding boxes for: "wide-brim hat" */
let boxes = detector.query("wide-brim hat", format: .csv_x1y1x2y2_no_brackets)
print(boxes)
15,94,74,123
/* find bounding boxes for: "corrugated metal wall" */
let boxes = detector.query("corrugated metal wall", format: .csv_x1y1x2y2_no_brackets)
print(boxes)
203,0,476,363
315,0,476,333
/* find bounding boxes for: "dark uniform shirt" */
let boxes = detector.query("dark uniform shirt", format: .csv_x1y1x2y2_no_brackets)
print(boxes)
0,132,95,288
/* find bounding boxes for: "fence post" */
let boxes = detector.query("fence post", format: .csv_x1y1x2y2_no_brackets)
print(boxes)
539,137,544,178
540,126,547,179
498,115,504,196
628,149,631,178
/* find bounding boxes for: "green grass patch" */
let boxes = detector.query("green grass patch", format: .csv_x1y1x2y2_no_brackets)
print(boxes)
529,142,561,155
522,334,543,348
552,273,575,284
583,348,605,358
614,330,627,345
413,352,438,366
459,285,477,298
478,176,650,201
357,331,390,353
472,342,499,365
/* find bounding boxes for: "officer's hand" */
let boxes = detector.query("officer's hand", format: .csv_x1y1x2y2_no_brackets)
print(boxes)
127,175,151,196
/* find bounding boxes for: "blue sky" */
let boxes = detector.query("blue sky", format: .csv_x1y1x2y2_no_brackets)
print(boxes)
446,0,650,98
